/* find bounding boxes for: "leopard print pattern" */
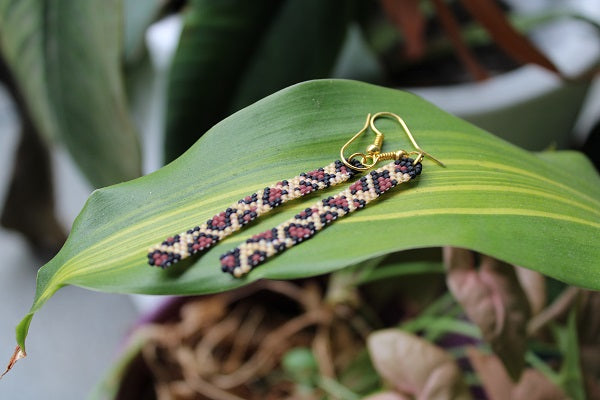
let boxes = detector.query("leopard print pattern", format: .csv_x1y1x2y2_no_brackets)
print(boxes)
220,157,422,277
147,160,361,268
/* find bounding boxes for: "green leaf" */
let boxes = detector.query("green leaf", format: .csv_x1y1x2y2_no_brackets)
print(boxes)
16,79,600,351
0,1,56,140
164,0,283,162
231,0,353,110
0,0,141,187
164,0,352,162
358,261,444,284
282,347,319,386
554,309,586,400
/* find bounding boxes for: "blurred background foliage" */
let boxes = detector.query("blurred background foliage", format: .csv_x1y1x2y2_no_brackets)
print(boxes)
0,0,599,399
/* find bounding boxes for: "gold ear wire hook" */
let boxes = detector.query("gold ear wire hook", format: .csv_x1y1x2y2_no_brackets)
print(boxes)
370,112,445,167
340,113,382,171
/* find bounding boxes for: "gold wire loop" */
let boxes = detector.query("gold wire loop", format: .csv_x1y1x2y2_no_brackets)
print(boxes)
340,113,377,172
370,112,445,167
340,112,444,171
347,152,377,169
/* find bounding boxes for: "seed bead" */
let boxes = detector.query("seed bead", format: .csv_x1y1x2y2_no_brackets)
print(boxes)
220,157,422,276
147,159,362,268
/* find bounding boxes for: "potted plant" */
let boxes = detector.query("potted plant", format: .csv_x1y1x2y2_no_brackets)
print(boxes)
0,1,599,399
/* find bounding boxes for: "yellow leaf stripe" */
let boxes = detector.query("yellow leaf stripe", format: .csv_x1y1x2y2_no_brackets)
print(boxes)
342,207,600,229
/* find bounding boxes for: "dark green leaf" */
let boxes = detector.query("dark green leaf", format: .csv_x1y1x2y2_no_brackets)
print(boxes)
231,0,352,110
164,0,353,162
164,0,283,162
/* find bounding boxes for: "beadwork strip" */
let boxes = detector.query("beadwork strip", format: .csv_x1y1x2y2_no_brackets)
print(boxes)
147,160,362,268
220,157,422,278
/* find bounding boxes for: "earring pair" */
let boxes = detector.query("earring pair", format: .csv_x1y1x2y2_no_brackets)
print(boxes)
147,112,442,277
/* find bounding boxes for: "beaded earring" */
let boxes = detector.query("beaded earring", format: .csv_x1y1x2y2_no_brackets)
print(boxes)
220,112,443,278
147,115,372,268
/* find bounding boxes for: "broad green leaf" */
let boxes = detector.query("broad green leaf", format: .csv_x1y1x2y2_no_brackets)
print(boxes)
15,79,600,351
0,0,141,187
164,0,283,162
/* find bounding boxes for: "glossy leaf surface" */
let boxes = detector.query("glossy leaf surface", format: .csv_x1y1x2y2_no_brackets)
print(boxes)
16,80,600,350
